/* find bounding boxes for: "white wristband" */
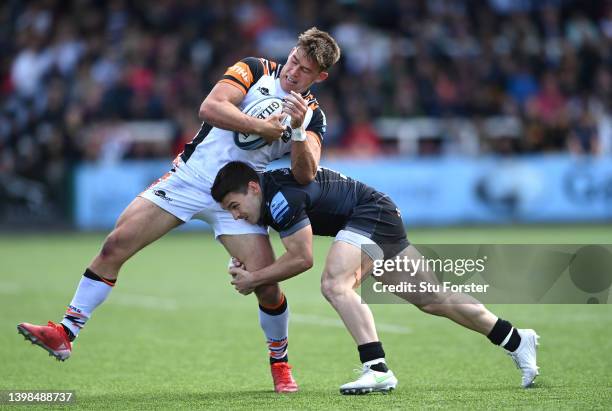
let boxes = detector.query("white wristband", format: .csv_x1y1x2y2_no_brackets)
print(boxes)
291,127,307,142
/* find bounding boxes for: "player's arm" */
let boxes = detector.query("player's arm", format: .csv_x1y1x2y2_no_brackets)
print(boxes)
247,225,314,287
291,132,321,184
228,225,313,294
198,83,259,134
283,94,325,184
199,60,285,143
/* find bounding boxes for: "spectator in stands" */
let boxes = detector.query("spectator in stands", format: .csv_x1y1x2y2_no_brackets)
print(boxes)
0,0,610,223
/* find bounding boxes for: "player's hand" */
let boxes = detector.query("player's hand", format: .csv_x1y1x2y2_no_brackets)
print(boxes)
228,257,245,269
229,266,257,295
257,113,287,144
283,91,307,129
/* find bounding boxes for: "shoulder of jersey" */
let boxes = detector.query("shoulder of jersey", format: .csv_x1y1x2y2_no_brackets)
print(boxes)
302,91,320,111
220,57,281,94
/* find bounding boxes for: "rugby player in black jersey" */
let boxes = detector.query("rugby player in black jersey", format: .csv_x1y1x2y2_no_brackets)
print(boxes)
212,162,540,394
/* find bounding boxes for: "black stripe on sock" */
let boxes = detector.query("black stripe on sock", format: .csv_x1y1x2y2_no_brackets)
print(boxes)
84,268,116,284
504,328,522,352
259,296,288,316
269,355,288,364
487,318,512,346
61,324,76,342
358,341,386,364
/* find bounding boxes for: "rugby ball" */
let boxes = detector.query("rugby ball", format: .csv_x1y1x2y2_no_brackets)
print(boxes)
234,97,290,150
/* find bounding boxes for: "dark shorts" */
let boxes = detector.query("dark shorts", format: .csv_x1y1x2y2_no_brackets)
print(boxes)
344,191,409,260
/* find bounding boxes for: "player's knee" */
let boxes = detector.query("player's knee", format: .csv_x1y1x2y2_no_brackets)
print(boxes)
417,303,446,316
320,274,348,302
414,292,449,316
254,283,281,305
242,254,274,272
99,229,131,263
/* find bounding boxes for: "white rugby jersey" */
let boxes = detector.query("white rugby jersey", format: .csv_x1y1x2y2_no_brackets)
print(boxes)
177,57,327,185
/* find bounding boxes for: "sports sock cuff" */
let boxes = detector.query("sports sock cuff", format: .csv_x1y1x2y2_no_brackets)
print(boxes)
504,328,522,352
269,355,289,364
259,294,287,316
487,318,512,346
369,362,389,373
358,341,386,364
84,268,116,287
61,324,76,342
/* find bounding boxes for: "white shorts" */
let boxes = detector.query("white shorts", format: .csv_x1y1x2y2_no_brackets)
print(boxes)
139,165,268,238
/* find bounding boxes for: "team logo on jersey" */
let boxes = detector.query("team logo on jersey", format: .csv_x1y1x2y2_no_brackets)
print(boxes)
257,87,270,96
270,192,290,225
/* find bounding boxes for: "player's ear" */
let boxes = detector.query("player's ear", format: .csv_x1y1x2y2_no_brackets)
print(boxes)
314,71,328,83
248,181,260,194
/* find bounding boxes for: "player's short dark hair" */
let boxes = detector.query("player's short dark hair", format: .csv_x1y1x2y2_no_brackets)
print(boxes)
211,161,259,203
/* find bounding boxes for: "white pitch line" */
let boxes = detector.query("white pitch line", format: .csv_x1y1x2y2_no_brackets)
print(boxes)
109,293,178,311
292,313,410,334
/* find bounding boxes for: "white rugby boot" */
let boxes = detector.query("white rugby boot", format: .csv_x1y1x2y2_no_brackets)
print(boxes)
507,329,540,388
339,360,398,395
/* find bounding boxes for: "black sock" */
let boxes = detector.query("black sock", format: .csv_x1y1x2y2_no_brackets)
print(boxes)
487,318,522,352
61,324,76,342
357,341,388,372
369,362,388,372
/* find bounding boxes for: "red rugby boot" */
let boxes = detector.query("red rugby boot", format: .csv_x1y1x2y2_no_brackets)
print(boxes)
270,362,298,393
17,321,72,361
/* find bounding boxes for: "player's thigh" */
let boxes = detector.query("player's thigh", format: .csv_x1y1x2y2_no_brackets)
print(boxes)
219,234,275,271
322,240,371,290
204,199,274,270
379,244,446,306
108,196,183,254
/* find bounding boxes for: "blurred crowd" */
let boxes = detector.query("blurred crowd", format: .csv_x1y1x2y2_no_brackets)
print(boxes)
0,0,611,219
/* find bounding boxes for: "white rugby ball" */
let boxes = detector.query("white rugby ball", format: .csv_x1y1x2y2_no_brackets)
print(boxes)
234,97,291,150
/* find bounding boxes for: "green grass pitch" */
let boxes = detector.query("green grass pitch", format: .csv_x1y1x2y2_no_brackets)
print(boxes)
1,225,611,410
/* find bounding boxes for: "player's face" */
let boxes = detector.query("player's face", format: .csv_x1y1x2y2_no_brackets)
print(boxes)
280,47,329,93
222,183,262,224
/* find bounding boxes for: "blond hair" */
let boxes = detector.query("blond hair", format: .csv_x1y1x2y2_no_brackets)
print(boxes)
297,27,341,71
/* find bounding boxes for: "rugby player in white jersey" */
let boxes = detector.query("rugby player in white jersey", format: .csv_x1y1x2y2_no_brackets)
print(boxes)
17,27,340,394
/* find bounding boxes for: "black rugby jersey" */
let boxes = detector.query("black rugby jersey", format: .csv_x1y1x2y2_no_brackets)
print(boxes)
258,167,378,237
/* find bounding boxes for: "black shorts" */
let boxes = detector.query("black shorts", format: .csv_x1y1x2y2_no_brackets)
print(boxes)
344,190,409,260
